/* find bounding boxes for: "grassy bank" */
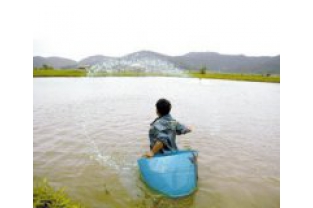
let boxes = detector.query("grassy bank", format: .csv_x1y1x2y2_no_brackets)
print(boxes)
33,69,280,83
33,69,87,77
34,179,87,208
189,72,280,83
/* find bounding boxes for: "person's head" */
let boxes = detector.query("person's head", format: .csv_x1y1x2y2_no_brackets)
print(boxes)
156,98,171,117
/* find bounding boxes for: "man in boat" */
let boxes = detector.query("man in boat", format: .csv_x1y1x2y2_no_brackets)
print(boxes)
144,98,192,157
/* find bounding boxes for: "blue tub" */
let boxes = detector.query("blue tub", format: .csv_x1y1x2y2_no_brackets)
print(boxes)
138,150,198,198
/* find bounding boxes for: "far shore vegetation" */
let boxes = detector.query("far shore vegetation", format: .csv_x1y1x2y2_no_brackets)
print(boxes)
33,65,280,83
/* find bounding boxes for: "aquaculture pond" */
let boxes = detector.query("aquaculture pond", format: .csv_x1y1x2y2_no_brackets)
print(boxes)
33,77,280,208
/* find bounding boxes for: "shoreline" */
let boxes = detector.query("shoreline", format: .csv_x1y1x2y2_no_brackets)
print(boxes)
33,69,280,83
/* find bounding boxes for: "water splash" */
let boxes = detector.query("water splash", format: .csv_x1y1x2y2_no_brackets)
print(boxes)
81,122,137,172
86,53,186,76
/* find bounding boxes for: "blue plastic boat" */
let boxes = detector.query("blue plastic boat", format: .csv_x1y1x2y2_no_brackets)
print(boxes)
137,150,198,198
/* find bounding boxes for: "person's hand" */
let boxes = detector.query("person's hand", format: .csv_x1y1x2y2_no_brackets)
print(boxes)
188,126,194,132
143,151,154,158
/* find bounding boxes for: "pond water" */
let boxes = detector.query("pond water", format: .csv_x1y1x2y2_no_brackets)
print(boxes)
33,77,280,208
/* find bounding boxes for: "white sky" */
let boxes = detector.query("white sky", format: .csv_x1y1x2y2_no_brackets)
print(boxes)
33,0,280,61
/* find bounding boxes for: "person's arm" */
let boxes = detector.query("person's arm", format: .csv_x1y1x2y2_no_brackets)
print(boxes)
144,141,164,157
176,122,192,135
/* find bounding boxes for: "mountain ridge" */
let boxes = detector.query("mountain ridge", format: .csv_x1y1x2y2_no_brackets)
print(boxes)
33,51,280,74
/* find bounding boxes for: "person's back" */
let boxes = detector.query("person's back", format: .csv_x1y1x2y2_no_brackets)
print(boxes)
144,98,192,157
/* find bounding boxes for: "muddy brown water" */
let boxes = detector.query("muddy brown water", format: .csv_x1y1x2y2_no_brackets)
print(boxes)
33,77,280,208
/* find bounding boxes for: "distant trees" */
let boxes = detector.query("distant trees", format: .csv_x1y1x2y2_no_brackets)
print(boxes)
33,64,54,70
199,66,207,74
42,64,54,70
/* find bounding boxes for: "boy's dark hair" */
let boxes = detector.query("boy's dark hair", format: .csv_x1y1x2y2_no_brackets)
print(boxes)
156,98,171,116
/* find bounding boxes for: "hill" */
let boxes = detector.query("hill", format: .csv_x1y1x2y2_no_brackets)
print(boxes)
33,56,77,69
33,51,280,74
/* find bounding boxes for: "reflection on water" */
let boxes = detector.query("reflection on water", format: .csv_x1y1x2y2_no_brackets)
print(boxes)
33,77,280,208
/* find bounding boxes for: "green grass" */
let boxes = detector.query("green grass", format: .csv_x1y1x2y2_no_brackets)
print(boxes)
33,69,87,77
189,72,280,83
33,69,280,83
33,178,87,208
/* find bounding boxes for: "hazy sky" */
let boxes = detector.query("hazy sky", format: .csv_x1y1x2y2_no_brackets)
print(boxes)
33,0,280,61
